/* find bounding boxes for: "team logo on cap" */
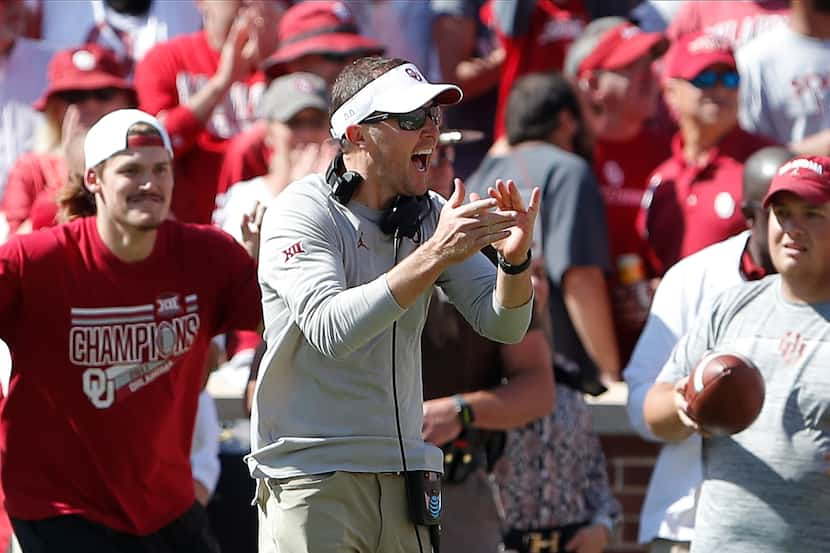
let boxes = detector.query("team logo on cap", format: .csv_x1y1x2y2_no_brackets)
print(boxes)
405,67,424,82
296,77,314,93
332,1,351,21
72,50,96,71
621,26,640,40
778,158,823,176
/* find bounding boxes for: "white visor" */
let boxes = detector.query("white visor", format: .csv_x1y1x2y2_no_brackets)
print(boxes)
85,108,174,170
330,63,462,139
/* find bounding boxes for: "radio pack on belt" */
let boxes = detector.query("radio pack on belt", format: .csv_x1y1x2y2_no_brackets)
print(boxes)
405,470,442,526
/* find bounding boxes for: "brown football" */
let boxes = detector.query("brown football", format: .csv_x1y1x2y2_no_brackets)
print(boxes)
683,353,765,435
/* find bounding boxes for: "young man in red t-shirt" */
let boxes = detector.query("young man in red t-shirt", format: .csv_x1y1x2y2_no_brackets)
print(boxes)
0,109,261,552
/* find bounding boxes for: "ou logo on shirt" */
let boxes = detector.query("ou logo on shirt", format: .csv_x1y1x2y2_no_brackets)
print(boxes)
83,368,115,408
603,161,625,188
714,192,736,219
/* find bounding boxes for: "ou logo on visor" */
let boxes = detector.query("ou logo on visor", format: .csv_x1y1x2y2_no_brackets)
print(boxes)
405,68,423,82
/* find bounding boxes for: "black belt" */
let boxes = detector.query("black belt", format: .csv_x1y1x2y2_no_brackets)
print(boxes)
502,521,589,553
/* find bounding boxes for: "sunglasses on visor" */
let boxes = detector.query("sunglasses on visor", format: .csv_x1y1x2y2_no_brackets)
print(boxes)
689,70,740,90
360,105,442,131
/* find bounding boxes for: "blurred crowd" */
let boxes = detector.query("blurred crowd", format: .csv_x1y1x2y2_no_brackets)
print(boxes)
1,0,828,552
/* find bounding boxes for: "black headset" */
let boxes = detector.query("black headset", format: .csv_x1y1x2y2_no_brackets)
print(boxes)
326,152,433,240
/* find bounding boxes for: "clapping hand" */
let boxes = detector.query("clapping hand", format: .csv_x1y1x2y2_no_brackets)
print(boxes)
241,201,267,263
428,179,518,264
479,179,540,265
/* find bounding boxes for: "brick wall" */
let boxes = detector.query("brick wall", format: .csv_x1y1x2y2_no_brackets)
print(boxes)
600,435,661,553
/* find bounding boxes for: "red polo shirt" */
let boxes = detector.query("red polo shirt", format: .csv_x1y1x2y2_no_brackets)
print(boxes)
594,123,674,268
637,126,774,275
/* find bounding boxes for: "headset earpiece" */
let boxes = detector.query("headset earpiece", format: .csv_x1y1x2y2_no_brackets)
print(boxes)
326,152,432,239
326,152,364,205
379,195,433,240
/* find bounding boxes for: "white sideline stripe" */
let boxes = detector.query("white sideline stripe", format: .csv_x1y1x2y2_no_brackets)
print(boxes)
186,294,197,303
71,315,156,325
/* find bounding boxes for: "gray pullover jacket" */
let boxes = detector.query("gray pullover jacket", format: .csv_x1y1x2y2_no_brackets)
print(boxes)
247,174,532,479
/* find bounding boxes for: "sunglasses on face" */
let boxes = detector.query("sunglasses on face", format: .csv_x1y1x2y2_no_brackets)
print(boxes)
361,105,442,131
689,70,740,90
58,87,121,104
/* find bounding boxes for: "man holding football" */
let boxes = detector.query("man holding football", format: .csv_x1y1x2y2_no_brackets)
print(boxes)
643,154,830,553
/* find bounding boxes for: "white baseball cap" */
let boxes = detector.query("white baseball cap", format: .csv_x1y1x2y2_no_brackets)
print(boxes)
330,62,462,139
85,108,174,170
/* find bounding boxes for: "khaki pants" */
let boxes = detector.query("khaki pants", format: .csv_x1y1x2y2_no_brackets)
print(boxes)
649,539,691,553
257,472,432,553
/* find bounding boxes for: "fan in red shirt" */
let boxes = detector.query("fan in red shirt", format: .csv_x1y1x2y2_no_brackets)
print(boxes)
134,0,285,224
0,109,261,552
638,32,775,276
484,0,588,141
667,0,789,51
217,0,384,196
2,43,135,234
564,17,672,267
563,17,672,364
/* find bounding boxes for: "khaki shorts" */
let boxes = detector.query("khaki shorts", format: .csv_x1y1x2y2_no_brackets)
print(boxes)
257,471,432,553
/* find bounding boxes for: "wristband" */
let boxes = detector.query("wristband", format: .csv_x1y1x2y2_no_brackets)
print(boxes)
452,394,475,428
497,250,532,275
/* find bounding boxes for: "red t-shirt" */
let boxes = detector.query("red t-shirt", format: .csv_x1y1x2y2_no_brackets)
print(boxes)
216,122,270,196
135,31,265,224
638,127,775,274
667,0,789,50
2,153,65,232
0,217,260,534
486,0,587,140
593,123,674,269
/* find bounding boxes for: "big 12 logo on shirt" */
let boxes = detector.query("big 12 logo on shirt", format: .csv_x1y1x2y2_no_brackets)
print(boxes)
70,293,201,408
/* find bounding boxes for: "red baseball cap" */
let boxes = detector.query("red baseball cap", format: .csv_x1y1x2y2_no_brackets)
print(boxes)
763,155,830,207
664,32,736,80
577,22,667,77
262,1,384,76
33,44,133,111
